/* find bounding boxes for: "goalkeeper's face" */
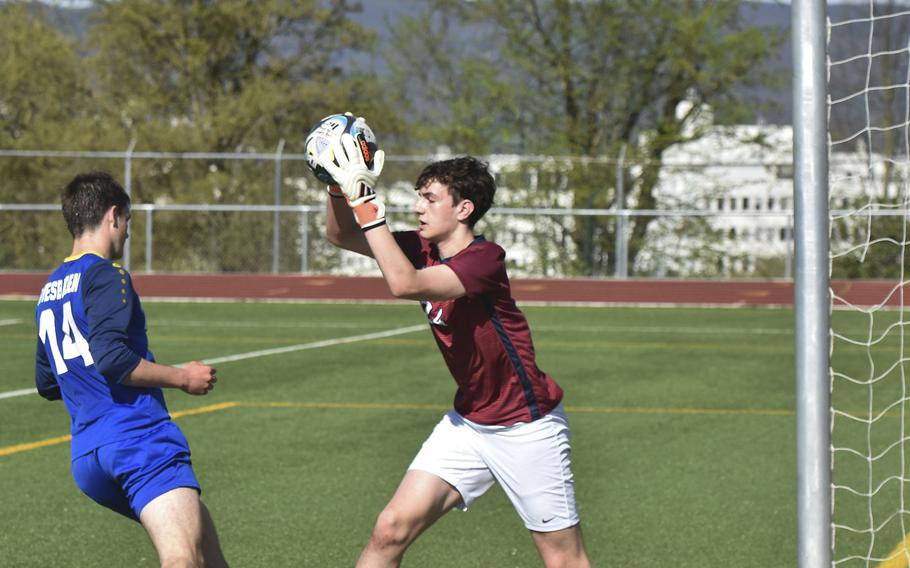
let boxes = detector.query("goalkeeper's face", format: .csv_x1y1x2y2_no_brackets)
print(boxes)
414,181,464,242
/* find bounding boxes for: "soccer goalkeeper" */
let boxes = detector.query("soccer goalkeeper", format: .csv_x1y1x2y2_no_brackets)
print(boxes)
319,129,593,568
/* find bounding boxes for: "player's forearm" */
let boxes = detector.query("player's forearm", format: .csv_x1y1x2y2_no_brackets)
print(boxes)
364,226,422,298
121,358,189,390
326,195,372,255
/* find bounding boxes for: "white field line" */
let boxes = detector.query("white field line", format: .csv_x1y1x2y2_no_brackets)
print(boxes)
189,323,426,366
0,388,38,400
153,320,397,329
1,323,427,401
0,319,22,327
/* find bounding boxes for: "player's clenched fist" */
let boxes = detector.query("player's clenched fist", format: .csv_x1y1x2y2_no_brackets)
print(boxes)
180,360,218,395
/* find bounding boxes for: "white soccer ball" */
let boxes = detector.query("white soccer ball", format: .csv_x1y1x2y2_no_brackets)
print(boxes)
304,113,378,185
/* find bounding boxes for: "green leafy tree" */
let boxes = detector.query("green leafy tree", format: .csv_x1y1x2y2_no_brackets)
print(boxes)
0,2,102,269
383,0,783,276
85,0,387,271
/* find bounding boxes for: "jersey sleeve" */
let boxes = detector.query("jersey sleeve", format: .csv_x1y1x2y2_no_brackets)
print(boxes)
393,231,426,269
82,262,142,384
445,242,508,297
34,337,61,401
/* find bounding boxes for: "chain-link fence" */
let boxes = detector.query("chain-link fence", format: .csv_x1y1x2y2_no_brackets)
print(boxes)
0,202,798,278
0,147,870,279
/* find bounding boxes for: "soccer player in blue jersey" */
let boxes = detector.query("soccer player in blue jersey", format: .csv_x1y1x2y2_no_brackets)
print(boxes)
35,172,229,568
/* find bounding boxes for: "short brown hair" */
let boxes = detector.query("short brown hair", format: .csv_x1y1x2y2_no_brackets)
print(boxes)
415,156,495,227
61,172,130,237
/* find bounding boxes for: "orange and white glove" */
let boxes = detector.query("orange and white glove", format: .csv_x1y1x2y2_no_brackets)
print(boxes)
317,132,387,231
326,184,346,199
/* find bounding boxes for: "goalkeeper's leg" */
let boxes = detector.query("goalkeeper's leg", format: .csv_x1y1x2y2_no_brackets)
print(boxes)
356,470,462,568
531,524,593,568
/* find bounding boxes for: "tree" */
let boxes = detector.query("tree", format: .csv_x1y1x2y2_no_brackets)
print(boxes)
0,2,102,269
383,0,783,276
85,0,387,271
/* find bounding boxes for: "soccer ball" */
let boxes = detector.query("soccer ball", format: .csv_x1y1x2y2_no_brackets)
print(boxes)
304,113,378,185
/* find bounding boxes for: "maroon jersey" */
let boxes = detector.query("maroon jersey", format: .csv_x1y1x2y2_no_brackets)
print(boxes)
394,232,564,425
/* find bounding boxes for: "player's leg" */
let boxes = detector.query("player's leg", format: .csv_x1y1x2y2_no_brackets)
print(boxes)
200,501,229,567
99,422,229,567
140,488,228,568
479,403,593,566
356,469,463,568
530,524,593,568
139,487,207,568
358,411,495,568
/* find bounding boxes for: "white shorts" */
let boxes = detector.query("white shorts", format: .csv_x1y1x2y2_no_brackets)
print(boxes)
408,403,580,532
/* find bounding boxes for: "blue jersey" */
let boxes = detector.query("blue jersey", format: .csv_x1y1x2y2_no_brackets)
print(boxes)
35,252,170,459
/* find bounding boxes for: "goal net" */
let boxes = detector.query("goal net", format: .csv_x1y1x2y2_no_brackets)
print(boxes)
828,3,910,566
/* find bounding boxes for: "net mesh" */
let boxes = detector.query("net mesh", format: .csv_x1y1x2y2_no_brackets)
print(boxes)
828,3,910,566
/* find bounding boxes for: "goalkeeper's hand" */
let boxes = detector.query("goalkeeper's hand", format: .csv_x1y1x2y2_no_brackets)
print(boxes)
317,132,385,206
317,132,387,231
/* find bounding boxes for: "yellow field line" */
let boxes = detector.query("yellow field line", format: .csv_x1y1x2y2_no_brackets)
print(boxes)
0,434,73,457
0,400,795,459
878,534,910,568
241,401,795,416
0,402,240,458
569,405,794,416
241,401,449,411
171,401,240,418
880,537,910,568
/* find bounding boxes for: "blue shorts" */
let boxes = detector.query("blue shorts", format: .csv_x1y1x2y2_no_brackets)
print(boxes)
71,421,201,521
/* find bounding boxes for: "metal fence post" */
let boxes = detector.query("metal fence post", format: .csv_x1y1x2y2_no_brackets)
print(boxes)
145,208,153,272
272,139,285,274
300,210,309,273
123,138,136,271
615,145,628,278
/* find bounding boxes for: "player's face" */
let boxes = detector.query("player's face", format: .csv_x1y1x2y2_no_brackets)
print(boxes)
110,207,131,260
414,181,459,242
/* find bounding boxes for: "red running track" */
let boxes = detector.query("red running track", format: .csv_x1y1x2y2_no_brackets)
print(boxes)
1,272,905,307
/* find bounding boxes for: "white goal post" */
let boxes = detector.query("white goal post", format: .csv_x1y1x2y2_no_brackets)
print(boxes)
799,1,910,567
793,1,831,567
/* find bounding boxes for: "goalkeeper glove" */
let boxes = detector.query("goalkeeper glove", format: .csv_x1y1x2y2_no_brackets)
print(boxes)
326,184,346,198
318,132,385,205
350,198,386,232
317,132,387,231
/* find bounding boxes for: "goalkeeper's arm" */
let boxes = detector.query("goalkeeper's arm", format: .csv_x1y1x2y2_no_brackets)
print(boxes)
317,132,465,301
363,225,466,302
325,188,374,258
